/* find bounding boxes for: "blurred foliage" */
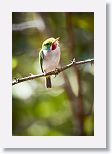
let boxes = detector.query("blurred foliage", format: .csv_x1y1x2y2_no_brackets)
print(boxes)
12,12,94,136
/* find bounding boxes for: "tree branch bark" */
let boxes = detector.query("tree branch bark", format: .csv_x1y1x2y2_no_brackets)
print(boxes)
12,58,94,86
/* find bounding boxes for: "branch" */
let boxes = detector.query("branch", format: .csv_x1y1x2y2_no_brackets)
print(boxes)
12,58,94,86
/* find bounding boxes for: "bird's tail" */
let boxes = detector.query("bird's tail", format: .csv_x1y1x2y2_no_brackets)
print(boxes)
46,76,51,88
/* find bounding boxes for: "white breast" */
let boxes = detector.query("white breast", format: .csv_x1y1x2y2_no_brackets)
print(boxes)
43,46,60,73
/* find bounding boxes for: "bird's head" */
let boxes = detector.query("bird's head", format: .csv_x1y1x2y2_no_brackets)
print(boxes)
42,37,60,51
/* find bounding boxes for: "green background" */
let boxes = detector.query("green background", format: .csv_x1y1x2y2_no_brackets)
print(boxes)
12,12,94,136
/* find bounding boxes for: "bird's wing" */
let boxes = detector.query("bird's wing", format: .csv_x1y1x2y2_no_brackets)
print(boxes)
39,49,44,73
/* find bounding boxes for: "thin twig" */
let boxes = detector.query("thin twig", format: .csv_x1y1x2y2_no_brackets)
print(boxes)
12,58,94,86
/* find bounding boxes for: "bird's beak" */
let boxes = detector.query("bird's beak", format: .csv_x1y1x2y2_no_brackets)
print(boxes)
52,37,60,44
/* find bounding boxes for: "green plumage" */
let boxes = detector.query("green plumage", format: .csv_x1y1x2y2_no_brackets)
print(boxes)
39,49,44,73
39,48,52,88
42,37,55,49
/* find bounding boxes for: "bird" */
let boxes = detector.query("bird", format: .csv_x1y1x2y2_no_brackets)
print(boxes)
39,37,60,88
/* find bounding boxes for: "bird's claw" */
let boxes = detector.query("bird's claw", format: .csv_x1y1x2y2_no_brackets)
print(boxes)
54,68,59,78
43,72,46,76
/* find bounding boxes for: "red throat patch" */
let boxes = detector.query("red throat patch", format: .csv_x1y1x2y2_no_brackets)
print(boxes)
52,43,57,50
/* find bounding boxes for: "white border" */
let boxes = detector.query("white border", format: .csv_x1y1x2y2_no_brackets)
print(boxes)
0,0,106,148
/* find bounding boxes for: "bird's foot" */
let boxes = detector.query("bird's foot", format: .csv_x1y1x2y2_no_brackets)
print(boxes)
54,68,59,78
43,71,47,76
